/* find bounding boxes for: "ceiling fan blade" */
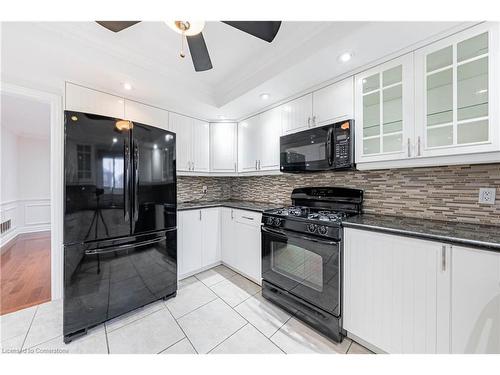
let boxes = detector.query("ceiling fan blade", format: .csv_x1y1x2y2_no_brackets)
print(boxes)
222,21,281,42
186,33,213,72
96,21,140,33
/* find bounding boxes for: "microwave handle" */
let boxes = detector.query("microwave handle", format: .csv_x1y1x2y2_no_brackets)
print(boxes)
326,127,334,166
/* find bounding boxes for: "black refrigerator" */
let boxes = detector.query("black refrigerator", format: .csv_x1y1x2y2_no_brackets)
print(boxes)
63,111,177,343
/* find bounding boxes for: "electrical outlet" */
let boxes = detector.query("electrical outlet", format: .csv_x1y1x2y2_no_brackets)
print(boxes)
479,188,496,205
202,185,208,194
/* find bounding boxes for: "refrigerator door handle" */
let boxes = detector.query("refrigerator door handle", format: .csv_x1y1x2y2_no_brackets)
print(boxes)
133,141,139,223
84,236,166,256
124,141,130,222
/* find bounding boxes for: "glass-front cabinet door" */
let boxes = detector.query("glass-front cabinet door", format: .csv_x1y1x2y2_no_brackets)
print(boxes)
354,53,414,164
415,23,499,157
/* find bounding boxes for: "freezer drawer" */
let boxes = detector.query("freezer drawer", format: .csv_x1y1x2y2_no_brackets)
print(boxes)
63,230,177,342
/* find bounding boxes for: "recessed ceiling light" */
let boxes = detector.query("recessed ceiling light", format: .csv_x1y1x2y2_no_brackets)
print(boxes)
112,138,118,143
260,93,270,100
338,52,353,63
123,82,132,90
153,144,158,149
71,115,78,122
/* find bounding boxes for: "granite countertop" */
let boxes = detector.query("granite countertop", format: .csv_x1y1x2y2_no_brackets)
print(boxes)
177,200,283,213
344,214,500,252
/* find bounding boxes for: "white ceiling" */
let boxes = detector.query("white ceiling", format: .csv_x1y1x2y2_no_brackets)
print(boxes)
1,93,51,138
1,21,470,121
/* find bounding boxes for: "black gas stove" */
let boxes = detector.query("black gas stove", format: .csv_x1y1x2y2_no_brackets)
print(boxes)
262,187,363,240
263,206,354,239
261,187,363,343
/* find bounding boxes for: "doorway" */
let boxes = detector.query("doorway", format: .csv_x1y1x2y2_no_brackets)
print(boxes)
1,92,52,314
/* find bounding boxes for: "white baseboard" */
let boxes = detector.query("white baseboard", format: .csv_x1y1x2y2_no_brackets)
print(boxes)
0,225,51,248
178,261,223,281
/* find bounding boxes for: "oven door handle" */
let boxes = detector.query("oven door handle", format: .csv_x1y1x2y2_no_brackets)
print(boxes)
261,226,289,240
261,226,339,246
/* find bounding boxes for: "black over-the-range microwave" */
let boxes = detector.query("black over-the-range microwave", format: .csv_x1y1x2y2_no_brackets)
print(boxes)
280,119,355,173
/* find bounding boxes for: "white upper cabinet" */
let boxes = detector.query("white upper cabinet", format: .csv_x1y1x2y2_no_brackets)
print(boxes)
281,93,313,134
238,106,282,173
313,77,354,126
124,100,169,130
65,83,125,119
451,246,500,354
169,112,193,172
415,23,500,158
210,122,237,173
355,53,415,164
259,106,282,170
168,113,210,173
192,119,210,172
238,115,261,172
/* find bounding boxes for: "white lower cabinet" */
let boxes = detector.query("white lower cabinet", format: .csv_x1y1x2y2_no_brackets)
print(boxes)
221,208,262,284
451,246,500,353
179,207,262,284
344,227,500,354
177,208,220,279
233,210,262,283
221,208,238,269
343,228,450,353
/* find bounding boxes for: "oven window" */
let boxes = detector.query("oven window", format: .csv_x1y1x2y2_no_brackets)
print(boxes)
271,242,323,292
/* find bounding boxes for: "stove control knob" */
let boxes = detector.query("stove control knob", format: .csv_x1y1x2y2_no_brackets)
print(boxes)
273,217,282,226
318,225,328,235
307,223,317,233
266,217,274,225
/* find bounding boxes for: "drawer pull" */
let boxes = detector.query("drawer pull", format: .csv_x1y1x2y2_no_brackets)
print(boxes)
241,216,254,221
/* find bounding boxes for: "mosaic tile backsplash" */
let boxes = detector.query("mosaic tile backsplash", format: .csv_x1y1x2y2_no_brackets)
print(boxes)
179,163,500,225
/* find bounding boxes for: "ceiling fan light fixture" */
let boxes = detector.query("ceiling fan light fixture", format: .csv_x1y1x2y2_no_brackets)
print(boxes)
166,21,205,36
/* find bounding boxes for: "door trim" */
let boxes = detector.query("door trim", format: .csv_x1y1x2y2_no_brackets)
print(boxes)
1,82,64,300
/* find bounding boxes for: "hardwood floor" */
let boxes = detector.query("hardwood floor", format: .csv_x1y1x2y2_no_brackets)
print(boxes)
0,231,51,315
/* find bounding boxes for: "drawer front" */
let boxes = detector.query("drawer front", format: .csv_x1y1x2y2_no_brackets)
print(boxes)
234,209,262,227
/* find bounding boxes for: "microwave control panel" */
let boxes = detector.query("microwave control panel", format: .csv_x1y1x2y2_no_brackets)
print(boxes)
333,121,353,168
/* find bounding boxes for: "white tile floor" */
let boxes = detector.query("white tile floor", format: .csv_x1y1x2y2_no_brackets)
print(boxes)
0,265,373,354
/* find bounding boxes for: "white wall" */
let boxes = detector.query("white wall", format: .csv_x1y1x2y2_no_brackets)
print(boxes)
17,136,51,200
1,126,19,202
0,127,51,246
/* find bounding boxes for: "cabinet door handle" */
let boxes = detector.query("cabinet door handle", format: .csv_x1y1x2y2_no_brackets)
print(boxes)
312,115,316,126
199,210,202,221
307,117,311,127
255,160,258,170
242,216,254,221
231,209,234,220
407,138,411,157
417,136,421,157
192,161,195,171
441,245,447,272
258,160,261,170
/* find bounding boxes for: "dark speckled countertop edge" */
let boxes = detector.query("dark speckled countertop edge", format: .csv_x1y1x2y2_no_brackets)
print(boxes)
178,202,500,252
177,200,283,213
343,214,500,252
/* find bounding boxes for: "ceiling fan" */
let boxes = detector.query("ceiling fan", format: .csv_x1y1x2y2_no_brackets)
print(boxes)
96,21,282,72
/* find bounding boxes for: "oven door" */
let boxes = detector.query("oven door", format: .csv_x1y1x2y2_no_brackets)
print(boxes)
280,125,334,172
261,226,340,316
